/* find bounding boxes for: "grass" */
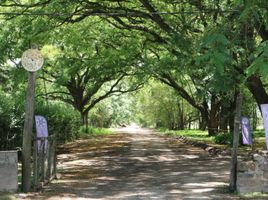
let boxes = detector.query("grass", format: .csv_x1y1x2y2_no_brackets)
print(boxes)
246,129,266,150
253,129,265,137
158,129,214,143
79,125,112,138
158,128,267,149
239,192,268,199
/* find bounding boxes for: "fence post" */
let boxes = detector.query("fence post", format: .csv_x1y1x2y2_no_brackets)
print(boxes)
53,136,57,177
47,136,53,180
33,138,38,191
40,138,46,183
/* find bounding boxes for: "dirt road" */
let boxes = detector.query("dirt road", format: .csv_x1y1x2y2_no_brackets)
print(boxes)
25,127,245,200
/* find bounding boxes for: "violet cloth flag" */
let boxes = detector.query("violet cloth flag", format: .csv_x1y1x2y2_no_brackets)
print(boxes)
261,104,268,150
35,115,48,152
241,117,252,145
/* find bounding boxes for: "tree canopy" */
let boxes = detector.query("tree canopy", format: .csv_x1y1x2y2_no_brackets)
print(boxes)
0,0,267,140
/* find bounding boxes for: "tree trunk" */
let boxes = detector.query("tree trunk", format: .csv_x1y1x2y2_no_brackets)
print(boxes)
80,111,89,132
219,116,228,132
247,75,268,106
219,103,232,133
199,111,208,130
178,101,185,130
208,121,218,136
208,95,220,136
229,115,235,133
219,106,228,132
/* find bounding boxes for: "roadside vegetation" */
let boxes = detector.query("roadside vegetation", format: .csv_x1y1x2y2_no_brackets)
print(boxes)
79,126,112,138
158,129,266,151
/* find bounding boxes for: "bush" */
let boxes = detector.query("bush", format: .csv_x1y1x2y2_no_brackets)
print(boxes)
214,132,233,145
0,89,81,150
79,125,112,138
0,91,24,150
35,100,80,144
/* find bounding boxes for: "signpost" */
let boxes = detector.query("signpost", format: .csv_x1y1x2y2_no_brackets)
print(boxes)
229,93,242,192
21,48,44,192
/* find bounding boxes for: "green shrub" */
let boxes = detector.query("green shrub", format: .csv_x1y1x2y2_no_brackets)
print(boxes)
0,89,81,149
79,125,94,134
253,130,265,138
79,125,112,138
214,132,233,145
0,91,23,150
35,100,80,144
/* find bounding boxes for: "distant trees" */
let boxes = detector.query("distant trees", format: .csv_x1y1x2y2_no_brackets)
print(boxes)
133,81,199,130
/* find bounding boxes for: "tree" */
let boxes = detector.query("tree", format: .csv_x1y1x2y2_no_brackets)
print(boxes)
133,80,199,129
1,0,267,135
39,19,144,127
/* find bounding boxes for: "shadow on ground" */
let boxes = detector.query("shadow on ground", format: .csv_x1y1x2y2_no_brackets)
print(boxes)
24,128,261,200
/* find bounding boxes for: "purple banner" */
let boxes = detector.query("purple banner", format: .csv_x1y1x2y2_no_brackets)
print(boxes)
261,104,268,150
241,117,252,145
35,115,48,152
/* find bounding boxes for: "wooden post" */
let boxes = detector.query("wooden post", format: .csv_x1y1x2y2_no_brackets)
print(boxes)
22,72,36,192
229,93,242,192
40,138,46,183
33,138,38,191
53,138,57,177
47,137,53,180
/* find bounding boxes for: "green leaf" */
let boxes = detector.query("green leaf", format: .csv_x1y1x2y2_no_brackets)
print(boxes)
247,58,268,76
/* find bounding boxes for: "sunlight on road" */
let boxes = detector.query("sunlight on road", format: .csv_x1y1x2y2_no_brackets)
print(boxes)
125,123,140,130
115,123,142,133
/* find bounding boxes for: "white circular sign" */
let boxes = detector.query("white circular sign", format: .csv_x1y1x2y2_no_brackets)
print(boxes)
21,49,44,72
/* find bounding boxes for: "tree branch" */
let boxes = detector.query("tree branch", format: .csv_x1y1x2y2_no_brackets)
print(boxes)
158,72,206,112
139,0,174,33
84,74,126,112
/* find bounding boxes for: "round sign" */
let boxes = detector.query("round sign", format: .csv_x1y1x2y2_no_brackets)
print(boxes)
21,49,44,72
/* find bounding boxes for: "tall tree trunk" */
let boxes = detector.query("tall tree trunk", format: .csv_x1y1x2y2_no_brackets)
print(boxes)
220,97,237,132
208,95,220,136
199,111,208,130
229,115,235,134
80,111,89,132
219,104,228,132
219,116,228,132
177,101,184,130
